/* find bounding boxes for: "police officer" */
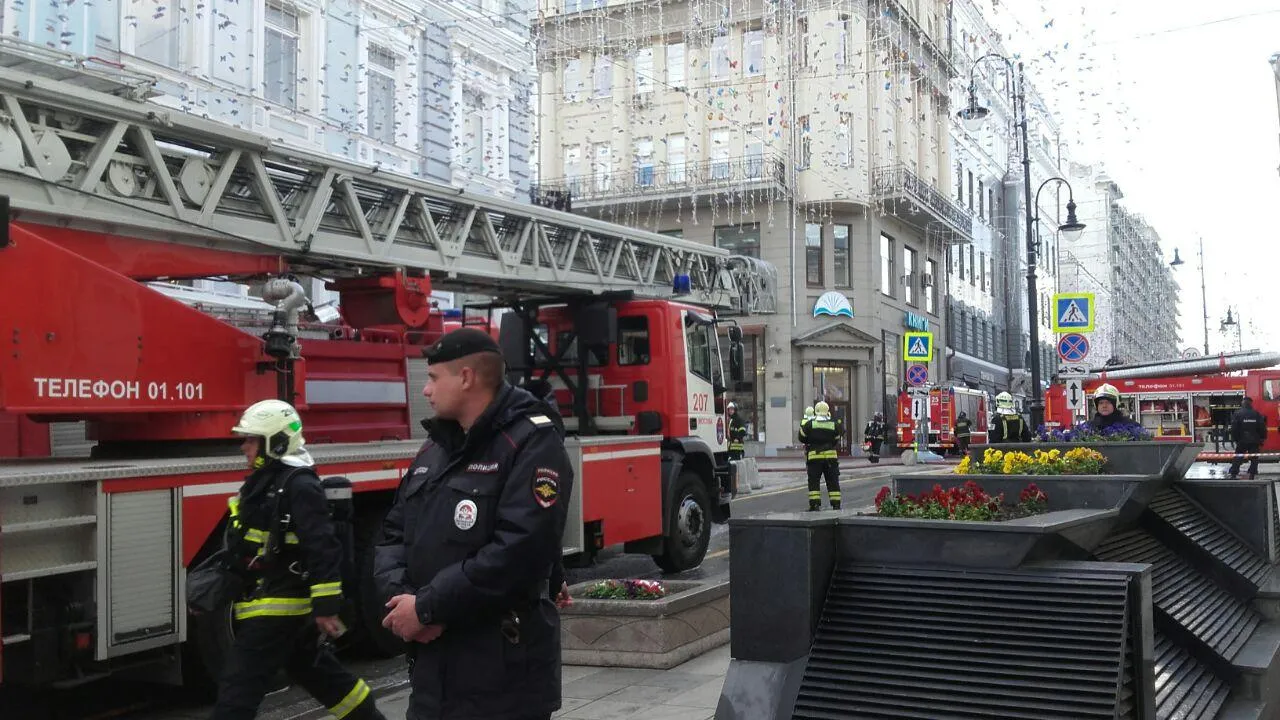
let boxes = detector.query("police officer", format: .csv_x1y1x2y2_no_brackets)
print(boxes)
1230,396,1268,479
863,412,886,464
953,411,973,456
374,328,574,720
726,402,748,462
213,400,386,720
989,392,1031,444
801,401,842,511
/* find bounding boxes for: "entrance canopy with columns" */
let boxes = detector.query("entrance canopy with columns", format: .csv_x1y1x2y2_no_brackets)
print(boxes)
793,322,881,445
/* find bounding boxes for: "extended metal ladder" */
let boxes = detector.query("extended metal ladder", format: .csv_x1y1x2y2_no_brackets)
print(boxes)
0,42,776,313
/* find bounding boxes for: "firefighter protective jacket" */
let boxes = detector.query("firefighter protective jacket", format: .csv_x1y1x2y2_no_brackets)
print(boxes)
225,461,345,620
728,415,748,452
801,416,841,461
373,384,574,720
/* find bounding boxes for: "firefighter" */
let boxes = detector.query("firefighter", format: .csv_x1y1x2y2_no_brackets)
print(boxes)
1229,396,1268,479
374,328,574,720
726,402,748,462
1088,383,1131,432
802,401,842,511
988,392,1031,444
213,399,386,720
953,411,973,456
864,412,886,464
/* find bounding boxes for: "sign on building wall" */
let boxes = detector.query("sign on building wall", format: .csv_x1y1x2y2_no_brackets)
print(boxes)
813,291,854,318
904,311,930,332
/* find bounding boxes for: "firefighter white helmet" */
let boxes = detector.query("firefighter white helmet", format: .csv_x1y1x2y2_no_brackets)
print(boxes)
803,406,815,420
1093,383,1120,407
995,392,1015,414
232,399,305,459
815,401,830,417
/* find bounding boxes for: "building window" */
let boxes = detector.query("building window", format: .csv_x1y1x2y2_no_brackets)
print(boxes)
563,58,582,102
711,35,730,80
462,91,487,173
744,125,763,179
634,137,654,187
837,14,852,66
968,245,976,286
946,245,954,276
977,180,985,219
925,259,937,314
880,234,894,298
715,224,760,258
592,143,612,192
634,47,655,94
562,144,582,185
799,115,811,169
710,128,731,179
903,246,917,306
366,45,398,144
131,0,181,66
806,223,823,287
666,42,686,88
838,112,853,167
666,134,686,183
797,17,809,67
833,225,851,288
988,187,995,221
966,170,974,211
264,1,301,109
593,54,612,98
955,165,963,202
979,251,987,292
744,29,764,76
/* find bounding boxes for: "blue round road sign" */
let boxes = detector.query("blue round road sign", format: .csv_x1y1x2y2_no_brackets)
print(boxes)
906,363,929,387
1057,333,1090,363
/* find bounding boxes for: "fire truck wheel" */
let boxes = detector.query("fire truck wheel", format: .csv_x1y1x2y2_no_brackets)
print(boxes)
653,471,711,573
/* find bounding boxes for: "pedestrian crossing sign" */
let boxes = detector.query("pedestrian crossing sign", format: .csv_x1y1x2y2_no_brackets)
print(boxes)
903,331,934,361
1052,293,1095,333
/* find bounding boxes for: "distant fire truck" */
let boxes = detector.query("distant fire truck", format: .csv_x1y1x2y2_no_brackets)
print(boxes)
896,385,990,453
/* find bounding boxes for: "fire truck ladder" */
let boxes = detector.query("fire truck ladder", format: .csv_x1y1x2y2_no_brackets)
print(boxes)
0,49,777,313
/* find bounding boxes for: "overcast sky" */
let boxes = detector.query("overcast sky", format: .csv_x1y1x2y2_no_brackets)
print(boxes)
981,0,1280,357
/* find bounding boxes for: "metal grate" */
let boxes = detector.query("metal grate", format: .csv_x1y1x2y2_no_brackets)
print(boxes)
1096,529,1260,661
792,565,1130,719
1148,488,1273,587
1153,633,1230,720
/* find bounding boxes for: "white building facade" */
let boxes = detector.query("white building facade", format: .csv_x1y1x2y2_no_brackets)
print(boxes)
533,0,972,452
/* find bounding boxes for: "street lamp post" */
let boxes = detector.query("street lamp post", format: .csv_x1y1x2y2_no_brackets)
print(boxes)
1169,237,1210,355
958,55,1085,431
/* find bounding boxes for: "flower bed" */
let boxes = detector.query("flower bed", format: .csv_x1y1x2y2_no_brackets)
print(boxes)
874,480,1049,521
1037,420,1153,443
956,447,1108,476
581,578,667,600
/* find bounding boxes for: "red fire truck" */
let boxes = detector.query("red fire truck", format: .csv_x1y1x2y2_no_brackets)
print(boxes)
0,61,771,687
896,385,990,453
1044,351,1280,459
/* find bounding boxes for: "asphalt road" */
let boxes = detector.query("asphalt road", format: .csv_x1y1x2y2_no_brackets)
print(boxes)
2,461,941,720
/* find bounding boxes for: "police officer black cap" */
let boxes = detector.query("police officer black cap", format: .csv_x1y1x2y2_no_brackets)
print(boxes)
423,327,502,363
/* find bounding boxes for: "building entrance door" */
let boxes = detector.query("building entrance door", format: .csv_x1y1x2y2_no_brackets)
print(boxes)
812,364,854,455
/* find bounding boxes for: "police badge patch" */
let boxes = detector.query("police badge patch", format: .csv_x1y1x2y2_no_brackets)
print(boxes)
532,469,559,509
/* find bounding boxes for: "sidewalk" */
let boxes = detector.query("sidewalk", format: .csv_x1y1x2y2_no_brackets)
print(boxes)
372,645,731,720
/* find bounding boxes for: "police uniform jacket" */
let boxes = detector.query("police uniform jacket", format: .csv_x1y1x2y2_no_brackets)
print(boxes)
1232,406,1269,446
225,458,345,621
373,384,574,720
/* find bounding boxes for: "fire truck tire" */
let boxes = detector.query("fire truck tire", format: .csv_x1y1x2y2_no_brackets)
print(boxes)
653,471,711,573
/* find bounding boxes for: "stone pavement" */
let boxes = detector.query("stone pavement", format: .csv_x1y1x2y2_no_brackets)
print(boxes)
371,644,731,720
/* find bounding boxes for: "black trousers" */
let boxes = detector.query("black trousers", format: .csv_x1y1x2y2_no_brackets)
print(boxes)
212,614,383,720
956,436,971,456
1230,443,1261,477
806,459,841,508
867,439,883,463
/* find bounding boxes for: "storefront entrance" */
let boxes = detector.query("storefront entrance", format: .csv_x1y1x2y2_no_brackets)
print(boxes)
812,364,855,455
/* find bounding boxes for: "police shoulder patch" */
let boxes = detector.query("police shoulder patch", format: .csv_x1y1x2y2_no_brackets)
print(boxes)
532,468,559,509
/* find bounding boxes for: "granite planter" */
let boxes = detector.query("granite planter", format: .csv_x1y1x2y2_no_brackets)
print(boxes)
968,441,1202,481
560,579,730,669
893,472,1167,525
839,508,1121,569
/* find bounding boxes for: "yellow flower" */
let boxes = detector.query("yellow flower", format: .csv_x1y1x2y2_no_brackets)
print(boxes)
955,457,972,475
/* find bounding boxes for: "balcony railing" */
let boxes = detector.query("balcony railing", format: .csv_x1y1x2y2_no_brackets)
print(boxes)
872,164,974,240
532,154,788,205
